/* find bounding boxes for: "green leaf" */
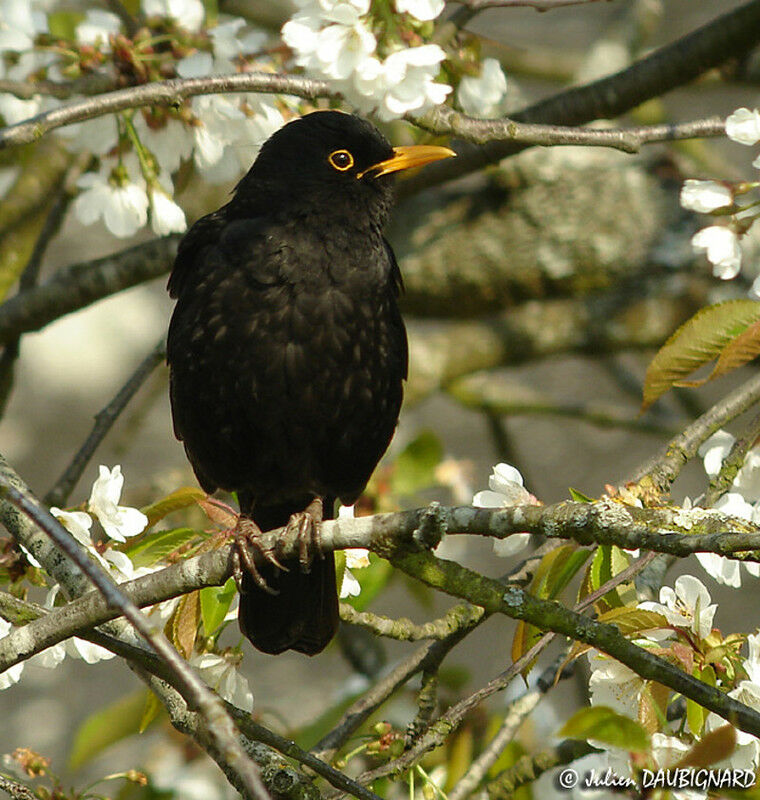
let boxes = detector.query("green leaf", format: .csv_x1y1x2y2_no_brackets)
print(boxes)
582,545,636,611
569,487,594,502
595,607,669,636
123,527,202,568
390,430,443,498
559,706,650,752
69,690,155,769
140,487,207,529
200,578,236,637
512,545,590,676
642,299,760,410
139,691,164,734
710,318,760,380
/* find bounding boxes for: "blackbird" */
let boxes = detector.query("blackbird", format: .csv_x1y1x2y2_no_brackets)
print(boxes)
167,111,454,655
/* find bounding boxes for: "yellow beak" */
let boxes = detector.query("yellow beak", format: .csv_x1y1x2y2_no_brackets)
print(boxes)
357,144,456,179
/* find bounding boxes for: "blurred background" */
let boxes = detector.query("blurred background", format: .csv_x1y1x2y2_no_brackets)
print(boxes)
1,0,759,790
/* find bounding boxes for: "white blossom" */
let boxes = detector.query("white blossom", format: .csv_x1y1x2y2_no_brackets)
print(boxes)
377,45,451,120
191,652,253,711
457,58,508,119
50,507,94,547
0,0,39,53
726,107,760,146
87,465,148,542
472,463,533,556
74,170,150,238
650,734,706,800
691,225,742,279
395,0,445,21
150,187,187,235
142,0,204,31
58,114,119,156
0,94,42,125
588,652,643,717
0,618,24,690
679,179,733,214
75,9,121,47
67,637,117,663
337,505,369,598
133,113,194,174
639,575,716,639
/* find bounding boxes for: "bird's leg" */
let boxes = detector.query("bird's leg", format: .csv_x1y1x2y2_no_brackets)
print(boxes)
231,515,287,596
284,497,324,574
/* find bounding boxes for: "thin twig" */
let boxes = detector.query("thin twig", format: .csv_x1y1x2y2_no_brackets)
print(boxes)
447,651,574,800
483,739,598,799
44,337,167,508
401,0,760,194
0,775,38,800
0,460,269,800
0,152,92,417
0,235,178,344
702,408,760,508
340,602,481,641
628,371,760,498
456,0,612,8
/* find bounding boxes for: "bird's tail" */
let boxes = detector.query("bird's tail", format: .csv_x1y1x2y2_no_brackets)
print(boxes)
237,496,339,656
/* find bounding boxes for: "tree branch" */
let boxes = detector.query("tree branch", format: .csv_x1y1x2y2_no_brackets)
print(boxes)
0,236,178,344
401,0,760,193
43,337,167,508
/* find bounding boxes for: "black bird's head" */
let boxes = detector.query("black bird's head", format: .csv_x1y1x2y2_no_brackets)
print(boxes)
231,110,454,226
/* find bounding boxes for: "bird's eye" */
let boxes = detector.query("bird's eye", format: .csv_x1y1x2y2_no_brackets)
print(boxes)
328,149,354,171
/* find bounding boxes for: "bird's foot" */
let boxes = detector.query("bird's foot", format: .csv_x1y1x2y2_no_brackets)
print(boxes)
284,497,324,574
231,516,285,596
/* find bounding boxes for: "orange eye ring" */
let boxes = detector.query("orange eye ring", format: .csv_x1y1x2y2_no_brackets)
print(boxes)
328,149,354,171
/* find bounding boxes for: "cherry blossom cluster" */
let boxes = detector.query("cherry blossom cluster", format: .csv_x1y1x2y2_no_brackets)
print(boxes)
0,0,509,241
562,576,760,800
681,108,760,291
0,465,258,711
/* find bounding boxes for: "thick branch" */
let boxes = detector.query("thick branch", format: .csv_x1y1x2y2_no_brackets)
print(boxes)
0,236,178,344
402,0,760,193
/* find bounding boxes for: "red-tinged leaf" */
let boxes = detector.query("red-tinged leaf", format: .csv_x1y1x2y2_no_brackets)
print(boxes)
197,497,238,528
140,487,207,529
172,590,200,658
641,299,760,411
709,318,760,380
674,724,737,768
559,706,650,752
638,681,670,734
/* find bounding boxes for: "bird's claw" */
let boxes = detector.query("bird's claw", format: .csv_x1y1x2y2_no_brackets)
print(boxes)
285,497,324,574
232,517,285,596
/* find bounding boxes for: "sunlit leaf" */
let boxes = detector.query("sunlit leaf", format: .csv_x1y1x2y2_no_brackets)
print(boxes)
123,527,202,568
710,318,760,380
69,690,156,769
559,706,650,752
569,487,594,502
139,690,164,734
200,578,236,637
595,607,669,636
140,487,207,529
642,299,760,410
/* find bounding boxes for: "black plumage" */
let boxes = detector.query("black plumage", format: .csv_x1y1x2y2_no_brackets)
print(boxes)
167,111,453,655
